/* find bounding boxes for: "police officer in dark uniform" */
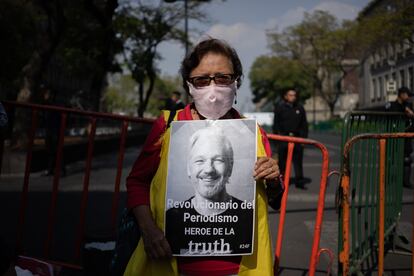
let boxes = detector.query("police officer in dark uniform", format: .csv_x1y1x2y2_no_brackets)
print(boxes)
41,85,66,177
164,91,185,111
273,88,309,189
385,86,414,188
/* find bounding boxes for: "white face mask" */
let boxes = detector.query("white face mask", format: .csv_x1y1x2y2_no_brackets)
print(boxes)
187,81,237,119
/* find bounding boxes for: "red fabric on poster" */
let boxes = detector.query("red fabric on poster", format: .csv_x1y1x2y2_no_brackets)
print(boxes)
16,256,54,276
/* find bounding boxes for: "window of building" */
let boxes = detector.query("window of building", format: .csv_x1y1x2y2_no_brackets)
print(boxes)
400,69,405,87
384,74,389,98
381,47,387,65
388,45,394,61
372,78,377,102
379,76,384,100
396,42,401,55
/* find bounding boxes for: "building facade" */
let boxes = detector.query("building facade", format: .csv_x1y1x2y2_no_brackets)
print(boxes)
358,0,414,109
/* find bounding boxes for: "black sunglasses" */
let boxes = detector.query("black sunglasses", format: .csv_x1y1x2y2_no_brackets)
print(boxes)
188,74,236,88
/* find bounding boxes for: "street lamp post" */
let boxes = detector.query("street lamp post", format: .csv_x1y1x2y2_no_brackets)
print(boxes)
184,0,188,56
164,0,189,103
164,0,209,103
165,0,189,57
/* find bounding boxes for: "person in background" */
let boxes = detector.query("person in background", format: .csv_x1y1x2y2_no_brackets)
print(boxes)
385,86,414,188
0,102,8,128
273,88,309,189
41,85,66,177
164,91,185,111
124,38,282,275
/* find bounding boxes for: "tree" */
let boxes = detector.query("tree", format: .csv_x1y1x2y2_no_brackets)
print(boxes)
0,0,122,109
266,10,357,118
352,0,414,58
102,74,137,115
147,75,183,116
15,0,65,103
114,1,206,117
1,0,123,147
0,0,37,99
249,55,312,105
83,0,120,110
102,73,184,117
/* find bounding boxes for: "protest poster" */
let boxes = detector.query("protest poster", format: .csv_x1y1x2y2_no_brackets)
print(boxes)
164,119,257,256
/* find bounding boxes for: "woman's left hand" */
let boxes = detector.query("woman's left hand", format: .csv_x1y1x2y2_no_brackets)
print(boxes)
254,157,280,181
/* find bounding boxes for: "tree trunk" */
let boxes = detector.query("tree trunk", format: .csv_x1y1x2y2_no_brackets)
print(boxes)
137,81,145,118
13,0,64,148
89,71,106,111
142,72,156,116
328,102,335,119
84,0,119,111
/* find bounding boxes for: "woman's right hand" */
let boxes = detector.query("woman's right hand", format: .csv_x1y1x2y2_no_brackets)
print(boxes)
133,205,172,259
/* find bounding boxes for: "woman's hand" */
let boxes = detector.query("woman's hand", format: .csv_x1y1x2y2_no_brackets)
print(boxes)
254,157,280,181
133,205,172,259
141,223,172,259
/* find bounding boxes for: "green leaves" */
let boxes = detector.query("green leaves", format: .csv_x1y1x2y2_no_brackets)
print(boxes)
0,0,37,94
113,1,208,116
249,56,312,104
353,0,414,57
253,10,357,117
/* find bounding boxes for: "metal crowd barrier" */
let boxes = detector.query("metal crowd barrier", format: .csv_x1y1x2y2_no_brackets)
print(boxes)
339,132,414,276
338,111,410,275
267,134,331,276
0,101,333,274
0,100,154,270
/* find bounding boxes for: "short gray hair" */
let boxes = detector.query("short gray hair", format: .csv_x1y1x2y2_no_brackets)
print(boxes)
188,126,234,178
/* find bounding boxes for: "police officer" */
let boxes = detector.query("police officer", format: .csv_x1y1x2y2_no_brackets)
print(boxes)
385,86,414,188
0,102,7,128
164,91,185,111
273,88,309,189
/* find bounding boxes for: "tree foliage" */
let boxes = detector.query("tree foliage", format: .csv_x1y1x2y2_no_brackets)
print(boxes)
114,1,206,117
102,74,137,115
146,75,183,117
249,56,312,104
102,73,182,117
0,0,36,98
352,0,414,58
259,10,357,117
0,0,121,109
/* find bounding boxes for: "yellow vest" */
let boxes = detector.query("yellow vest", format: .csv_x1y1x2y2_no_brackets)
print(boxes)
124,111,273,276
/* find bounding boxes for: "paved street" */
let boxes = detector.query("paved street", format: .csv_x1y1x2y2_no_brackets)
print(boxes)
0,131,412,275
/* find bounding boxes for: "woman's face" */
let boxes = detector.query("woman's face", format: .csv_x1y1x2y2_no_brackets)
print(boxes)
190,52,234,81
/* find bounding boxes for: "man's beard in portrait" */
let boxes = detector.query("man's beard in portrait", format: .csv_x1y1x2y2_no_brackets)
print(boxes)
193,173,229,200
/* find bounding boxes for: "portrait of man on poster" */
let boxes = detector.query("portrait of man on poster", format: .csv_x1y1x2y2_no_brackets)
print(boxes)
165,120,256,256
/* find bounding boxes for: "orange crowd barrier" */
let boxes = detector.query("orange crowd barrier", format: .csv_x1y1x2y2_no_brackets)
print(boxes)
267,134,332,276
0,100,154,270
0,101,334,275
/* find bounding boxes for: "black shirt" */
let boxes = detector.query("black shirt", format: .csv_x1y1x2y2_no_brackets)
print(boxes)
385,100,411,113
385,99,414,154
273,100,308,138
165,196,254,256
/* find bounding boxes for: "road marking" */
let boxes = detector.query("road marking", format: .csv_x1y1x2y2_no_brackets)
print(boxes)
322,143,342,151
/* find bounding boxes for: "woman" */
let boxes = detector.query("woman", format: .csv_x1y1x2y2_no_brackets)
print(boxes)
125,38,282,276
